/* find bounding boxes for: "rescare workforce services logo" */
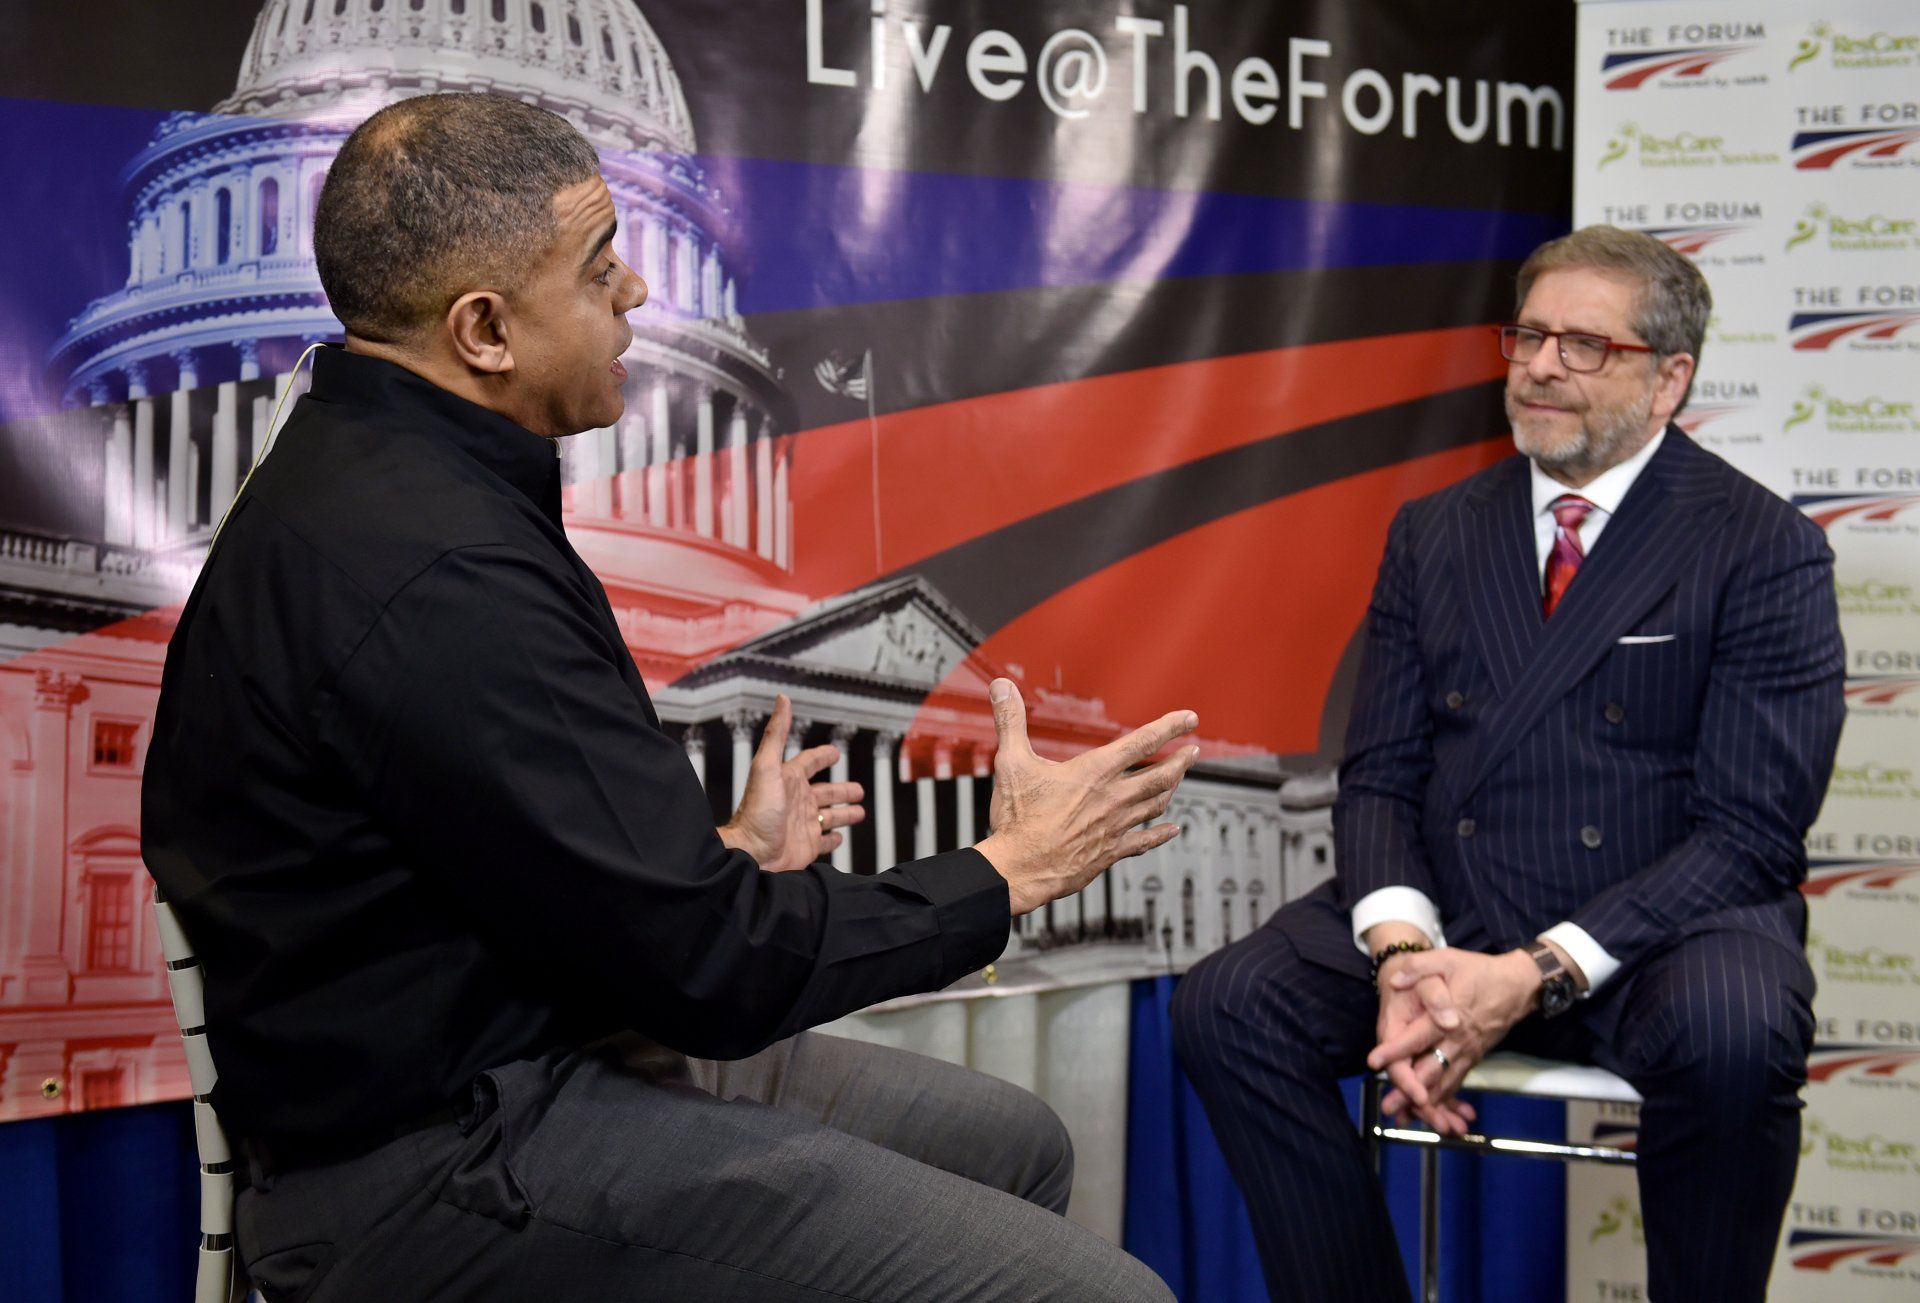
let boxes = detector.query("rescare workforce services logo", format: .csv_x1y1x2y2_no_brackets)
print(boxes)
1801,1115,1920,1176
1597,121,1780,169
1587,1194,1645,1246
1786,202,1920,254
1789,21,1920,73
1601,41,1762,90
1784,384,1920,434
1705,312,1778,347
1808,928,1920,989
1825,760,1920,802
1792,124,1920,170
1834,579,1920,618
1806,1043,1920,1090
1789,309,1920,352
1788,1228,1920,1278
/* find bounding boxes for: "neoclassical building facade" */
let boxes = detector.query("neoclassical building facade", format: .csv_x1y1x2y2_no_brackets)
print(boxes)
0,0,1333,1119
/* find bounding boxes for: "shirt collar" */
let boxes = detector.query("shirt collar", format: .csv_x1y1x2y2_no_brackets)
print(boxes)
306,345,563,518
1529,427,1666,520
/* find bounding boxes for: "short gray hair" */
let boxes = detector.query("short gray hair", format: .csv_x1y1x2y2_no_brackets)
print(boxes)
314,92,602,342
1515,225,1711,404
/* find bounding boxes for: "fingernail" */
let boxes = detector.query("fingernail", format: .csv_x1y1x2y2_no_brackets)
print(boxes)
1438,1010,1460,1029
1185,712,1199,730
990,679,1011,703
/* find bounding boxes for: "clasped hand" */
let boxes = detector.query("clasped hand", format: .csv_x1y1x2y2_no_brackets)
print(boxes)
1365,947,1542,1136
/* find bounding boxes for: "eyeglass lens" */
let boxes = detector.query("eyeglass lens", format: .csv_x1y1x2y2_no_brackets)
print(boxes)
1500,327,1611,372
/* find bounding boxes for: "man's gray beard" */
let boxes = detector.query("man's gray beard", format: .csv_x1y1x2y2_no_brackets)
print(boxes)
1509,385,1654,482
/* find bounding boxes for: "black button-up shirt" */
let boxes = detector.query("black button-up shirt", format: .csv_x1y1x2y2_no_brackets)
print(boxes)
142,348,1009,1145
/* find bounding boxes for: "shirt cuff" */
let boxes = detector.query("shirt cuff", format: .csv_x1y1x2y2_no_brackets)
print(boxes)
1539,922,1621,994
889,848,1011,978
1349,887,1446,955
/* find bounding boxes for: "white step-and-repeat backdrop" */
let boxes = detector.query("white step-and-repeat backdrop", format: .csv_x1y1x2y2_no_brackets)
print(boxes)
1571,1,1920,1296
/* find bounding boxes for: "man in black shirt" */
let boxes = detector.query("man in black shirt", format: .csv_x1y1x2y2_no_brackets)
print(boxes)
143,93,1193,1300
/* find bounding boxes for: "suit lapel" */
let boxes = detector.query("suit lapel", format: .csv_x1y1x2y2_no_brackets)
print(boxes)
1443,428,1728,811
1454,458,1543,701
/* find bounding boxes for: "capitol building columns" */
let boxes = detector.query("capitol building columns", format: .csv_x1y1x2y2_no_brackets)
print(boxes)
829,724,857,872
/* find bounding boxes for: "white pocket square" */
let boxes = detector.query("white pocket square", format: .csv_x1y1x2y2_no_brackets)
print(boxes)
1617,634,1676,645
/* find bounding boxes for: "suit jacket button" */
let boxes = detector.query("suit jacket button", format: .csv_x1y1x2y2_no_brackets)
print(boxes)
1604,703,1626,724
1458,817,1476,838
1445,691,1465,710
1580,825,1603,850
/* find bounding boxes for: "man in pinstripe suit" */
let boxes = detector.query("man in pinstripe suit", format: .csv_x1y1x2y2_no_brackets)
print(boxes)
1173,227,1845,1302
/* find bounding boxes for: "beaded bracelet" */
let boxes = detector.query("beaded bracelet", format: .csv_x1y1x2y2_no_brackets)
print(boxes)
1369,939,1431,989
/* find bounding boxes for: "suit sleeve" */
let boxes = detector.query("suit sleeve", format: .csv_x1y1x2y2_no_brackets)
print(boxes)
1568,516,1844,968
1333,504,1443,908
315,545,1009,1060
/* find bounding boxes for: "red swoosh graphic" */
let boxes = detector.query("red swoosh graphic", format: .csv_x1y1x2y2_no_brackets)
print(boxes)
788,326,1508,598
915,438,1510,754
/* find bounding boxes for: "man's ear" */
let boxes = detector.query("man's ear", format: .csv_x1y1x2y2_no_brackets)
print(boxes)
445,290,513,375
1651,351,1694,424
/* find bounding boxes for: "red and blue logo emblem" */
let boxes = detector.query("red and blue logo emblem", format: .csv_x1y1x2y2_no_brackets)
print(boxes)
1789,310,1920,350
1844,678,1920,708
1601,46,1759,90
1805,1044,1920,1083
1792,127,1920,169
1801,860,1920,896
1673,401,1753,434
1789,1229,1920,1271
1642,224,1751,256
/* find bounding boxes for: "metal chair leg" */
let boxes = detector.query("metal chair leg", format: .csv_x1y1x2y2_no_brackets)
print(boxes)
1419,1144,1440,1303
1362,1075,1383,1176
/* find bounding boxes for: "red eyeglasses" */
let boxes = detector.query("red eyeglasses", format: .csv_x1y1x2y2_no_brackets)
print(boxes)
1495,324,1658,373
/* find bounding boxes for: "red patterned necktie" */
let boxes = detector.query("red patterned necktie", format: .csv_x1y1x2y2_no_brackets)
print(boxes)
1543,494,1594,618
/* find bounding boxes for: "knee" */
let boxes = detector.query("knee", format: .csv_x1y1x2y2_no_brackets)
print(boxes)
1652,990,1811,1109
1169,940,1315,1077
1168,947,1241,1065
1021,1093,1076,1215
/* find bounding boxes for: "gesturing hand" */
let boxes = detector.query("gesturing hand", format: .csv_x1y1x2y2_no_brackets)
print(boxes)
1369,947,1542,1127
974,678,1200,916
719,694,865,873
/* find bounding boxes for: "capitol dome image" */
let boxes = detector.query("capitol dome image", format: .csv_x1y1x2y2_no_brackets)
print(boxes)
0,0,1326,1122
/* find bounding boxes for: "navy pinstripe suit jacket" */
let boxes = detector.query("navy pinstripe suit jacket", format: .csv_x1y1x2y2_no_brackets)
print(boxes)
1328,427,1845,979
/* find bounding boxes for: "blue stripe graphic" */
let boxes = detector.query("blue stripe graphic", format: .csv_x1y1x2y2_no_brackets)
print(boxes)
692,155,1566,315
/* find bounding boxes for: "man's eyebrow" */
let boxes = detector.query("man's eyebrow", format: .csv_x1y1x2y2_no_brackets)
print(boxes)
1517,316,1614,336
578,220,617,272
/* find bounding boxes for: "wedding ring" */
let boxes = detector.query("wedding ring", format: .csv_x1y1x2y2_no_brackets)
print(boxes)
1432,1048,1451,1070
817,811,827,830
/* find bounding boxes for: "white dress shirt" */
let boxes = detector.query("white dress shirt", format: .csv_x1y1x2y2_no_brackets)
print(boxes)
1349,430,1668,994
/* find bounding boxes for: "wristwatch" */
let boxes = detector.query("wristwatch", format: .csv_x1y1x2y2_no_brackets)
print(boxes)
1525,941,1578,1018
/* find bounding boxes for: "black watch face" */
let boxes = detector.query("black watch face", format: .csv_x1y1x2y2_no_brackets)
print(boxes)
1541,977,1576,1018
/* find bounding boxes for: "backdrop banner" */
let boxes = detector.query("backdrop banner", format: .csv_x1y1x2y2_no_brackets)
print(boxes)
0,0,1570,1123
1571,0,1920,1297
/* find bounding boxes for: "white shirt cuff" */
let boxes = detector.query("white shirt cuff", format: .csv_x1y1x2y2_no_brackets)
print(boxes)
1350,887,1446,955
1539,922,1621,994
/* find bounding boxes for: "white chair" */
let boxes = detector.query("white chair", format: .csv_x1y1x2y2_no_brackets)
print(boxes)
152,887,249,1303
1363,1051,1642,1303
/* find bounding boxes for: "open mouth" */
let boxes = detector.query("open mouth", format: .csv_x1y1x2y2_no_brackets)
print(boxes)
610,357,628,381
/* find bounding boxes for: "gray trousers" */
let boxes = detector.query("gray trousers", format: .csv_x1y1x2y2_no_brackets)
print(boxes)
237,1031,1174,1301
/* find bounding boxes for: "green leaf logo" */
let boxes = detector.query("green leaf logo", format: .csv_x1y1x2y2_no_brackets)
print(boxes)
1598,128,1631,170
1789,22,1828,72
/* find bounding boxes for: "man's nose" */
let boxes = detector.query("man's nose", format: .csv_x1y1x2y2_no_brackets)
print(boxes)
620,269,648,313
1525,336,1568,382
